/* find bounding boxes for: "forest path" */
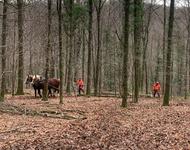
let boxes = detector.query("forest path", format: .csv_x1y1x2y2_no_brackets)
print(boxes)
0,95,190,149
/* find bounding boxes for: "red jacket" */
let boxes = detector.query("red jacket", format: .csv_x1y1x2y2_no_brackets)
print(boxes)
77,79,84,86
153,83,161,91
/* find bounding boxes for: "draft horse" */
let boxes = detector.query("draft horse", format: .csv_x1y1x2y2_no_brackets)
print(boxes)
25,75,60,97
32,78,60,97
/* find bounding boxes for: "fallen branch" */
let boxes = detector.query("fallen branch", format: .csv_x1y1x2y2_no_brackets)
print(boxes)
0,103,86,120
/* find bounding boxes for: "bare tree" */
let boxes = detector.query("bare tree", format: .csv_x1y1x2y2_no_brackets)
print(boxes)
122,0,130,107
86,0,93,96
43,0,52,101
0,0,8,101
16,0,24,95
66,0,73,95
94,0,106,96
162,0,167,93
133,0,143,102
163,0,175,106
57,0,63,104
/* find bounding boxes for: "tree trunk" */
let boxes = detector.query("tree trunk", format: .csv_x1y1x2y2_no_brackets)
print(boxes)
162,0,167,94
57,0,63,104
16,0,24,95
86,0,93,96
64,35,69,85
185,40,189,99
29,36,33,74
43,0,52,101
122,0,130,107
74,29,82,81
12,18,17,96
133,0,143,103
0,0,8,101
187,3,190,92
155,41,161,82
66,0,73,95
82,29,85,81
50,48,55,78
141,1,153,94
163,0,175,106
94,9,101,96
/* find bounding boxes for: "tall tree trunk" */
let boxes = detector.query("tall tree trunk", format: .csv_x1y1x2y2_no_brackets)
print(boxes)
185,3,190,99
66,0,73,95
29,37,33,74
43,0,52,101
86,0,93,96
162,0,167,94
163,0,175,106
175,33,184,96
12,18,17,96
94,9,101,96
50,48,55,78
74,29,82,81
133,0,143,103
94,0,106,96
122,0,130,107
0,0,8,101
187,2,190,92
142,1,153,94
64,35,69,85
82,29,85,81
16,0,24,95
155,41,161,81
57,0,63,104
185,40,189,99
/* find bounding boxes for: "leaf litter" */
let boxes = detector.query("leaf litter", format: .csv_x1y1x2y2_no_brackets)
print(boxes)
0,96,190,149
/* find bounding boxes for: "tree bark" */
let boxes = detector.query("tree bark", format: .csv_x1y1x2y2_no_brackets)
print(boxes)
122,0,130,107
162,0,167,94
0,0,8,101
94,7,101,96
16,0,24,95
66,0,73,95
133,0,143,103
29,36,33,74
163,0,175,106
187,2,190,92
82,29,85,81
57,0,63,104
94,0,106,96
50,48,55,78
43,0,52,101
86,0,93,96
141,1,153,94
12,17,17,96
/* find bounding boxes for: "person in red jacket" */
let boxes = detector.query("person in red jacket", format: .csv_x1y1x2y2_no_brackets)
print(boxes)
76,78,84,95
152,82,161,97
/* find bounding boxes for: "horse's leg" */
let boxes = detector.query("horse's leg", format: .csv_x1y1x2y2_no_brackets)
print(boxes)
35,88,37,98
48,88,52,97
53,89,56,97
38,89,42,97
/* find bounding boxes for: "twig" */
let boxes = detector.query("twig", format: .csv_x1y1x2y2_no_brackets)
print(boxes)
0,125,25,135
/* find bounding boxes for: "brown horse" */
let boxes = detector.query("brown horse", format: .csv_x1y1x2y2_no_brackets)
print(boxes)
37,78,60,97
48,78,60,96
25,75,42,85
25,75,43,97
25,75,60,97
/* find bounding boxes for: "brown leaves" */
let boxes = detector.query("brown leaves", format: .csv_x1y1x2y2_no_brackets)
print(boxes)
0,96,190,149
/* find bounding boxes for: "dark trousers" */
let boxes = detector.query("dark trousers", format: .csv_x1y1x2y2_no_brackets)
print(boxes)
153,90,160,97
78,85,84,95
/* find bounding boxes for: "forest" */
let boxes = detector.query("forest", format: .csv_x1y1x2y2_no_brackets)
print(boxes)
0,0,190,149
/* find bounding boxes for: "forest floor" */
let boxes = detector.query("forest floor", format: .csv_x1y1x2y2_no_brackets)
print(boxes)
0,91,190,149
